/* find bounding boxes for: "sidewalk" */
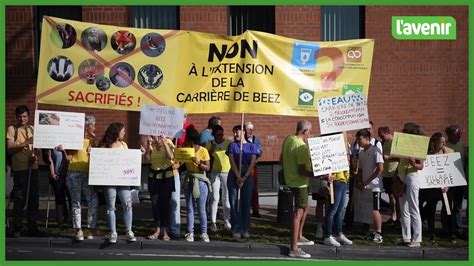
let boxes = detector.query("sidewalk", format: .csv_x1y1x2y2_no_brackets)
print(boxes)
6,236,468,260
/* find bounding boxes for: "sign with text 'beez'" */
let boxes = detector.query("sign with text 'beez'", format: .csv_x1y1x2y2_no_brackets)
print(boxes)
419,152,467,189
33,110,85,150
89,148,142,186
139,104,184,138
308,133,349,176
317,93,370,135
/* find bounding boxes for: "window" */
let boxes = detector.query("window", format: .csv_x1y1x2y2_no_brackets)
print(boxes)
320,6,365,41
130,6,179,29
228,6,275,36
33,6,82,70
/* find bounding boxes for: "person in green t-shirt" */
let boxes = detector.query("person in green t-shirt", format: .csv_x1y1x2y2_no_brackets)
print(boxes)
280,120,331,258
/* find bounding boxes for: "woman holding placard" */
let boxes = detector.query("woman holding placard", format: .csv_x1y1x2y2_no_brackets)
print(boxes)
65,115,98,241
100,122,136,244
420,132,457,243
144,135,176,241
182,127,212,242
397,123,425,248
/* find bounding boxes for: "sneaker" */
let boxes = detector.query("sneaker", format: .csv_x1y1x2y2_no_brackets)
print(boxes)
297,236,314,246
210,223,218,232
106,232,118,244
373,232,383,244
185,232,194,242
242,232,250,239
336,234,353,245
232,232,241,239
224,220,232,230
407,241,421,248
200,233,210,242
125,231,137,242
315,229,324,239
86,229,97,240
288,248,311,258
324,236,341,247
75,230,84,241
363,231,375,241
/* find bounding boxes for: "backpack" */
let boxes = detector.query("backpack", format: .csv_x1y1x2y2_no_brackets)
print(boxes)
6,125,34,169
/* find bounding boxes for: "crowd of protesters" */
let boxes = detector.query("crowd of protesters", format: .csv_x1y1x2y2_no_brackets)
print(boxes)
6,105,467,259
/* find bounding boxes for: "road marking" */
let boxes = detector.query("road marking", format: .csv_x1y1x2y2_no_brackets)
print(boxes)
129,253,318,261
129,253,159,257
54,251,77,255
17,250,33,253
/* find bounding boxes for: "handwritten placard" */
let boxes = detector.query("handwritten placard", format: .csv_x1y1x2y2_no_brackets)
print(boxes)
33,110,85,150
308,133,350,176
419,153,467,189
139,104,184,138
390,132,429,160
317,93,370,135
89,148,142,186
174,148,195,163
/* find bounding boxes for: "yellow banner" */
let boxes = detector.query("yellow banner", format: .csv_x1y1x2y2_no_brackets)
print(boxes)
36,16,374,116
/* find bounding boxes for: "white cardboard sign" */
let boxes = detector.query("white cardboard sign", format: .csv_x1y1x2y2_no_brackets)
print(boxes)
317,93,370,135
308,133,350,176
419,152,467,189
89,148,142,186
33,110,85,150
139,104,184,138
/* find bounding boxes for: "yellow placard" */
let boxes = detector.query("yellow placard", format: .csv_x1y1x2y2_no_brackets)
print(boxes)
390,132,429,160
36,16,374,116
174,148,195,163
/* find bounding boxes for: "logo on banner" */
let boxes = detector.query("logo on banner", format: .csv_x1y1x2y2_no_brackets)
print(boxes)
298,89,314,106
343,84,363,94
346,47,362,63
292,42,319,70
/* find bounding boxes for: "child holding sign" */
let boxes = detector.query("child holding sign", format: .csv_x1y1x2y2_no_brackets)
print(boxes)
100,123,136,244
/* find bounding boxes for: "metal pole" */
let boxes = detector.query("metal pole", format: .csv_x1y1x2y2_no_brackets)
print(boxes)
45,183,52,228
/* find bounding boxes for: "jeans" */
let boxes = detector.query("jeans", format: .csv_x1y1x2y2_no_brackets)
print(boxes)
210,171,230,223
12,169,39,232
227,167,254,234
326,180,347,237
66,171,98,229
441,188,457,236
184,179,209,234
104,186,133,233
170,172,181,236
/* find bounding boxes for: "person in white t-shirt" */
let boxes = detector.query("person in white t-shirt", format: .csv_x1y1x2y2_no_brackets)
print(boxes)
355,129,384,243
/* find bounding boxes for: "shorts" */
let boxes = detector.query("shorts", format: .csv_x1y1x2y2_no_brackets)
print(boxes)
383,176,393,194
290,187,308,209
373,192,381,211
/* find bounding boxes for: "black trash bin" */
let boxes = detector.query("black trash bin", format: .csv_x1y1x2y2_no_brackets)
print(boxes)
277,187,294,227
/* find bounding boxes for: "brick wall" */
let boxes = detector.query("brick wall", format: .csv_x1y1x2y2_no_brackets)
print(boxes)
6,6,469,161
365,6,468,142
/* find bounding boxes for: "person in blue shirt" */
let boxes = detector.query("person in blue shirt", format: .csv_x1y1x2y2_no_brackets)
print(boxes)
199,116,221,146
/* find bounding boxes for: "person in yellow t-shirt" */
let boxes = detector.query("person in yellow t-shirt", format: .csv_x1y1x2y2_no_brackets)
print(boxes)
182,127,211,243
144,135,176,241
205,124,232,232
323,170,353,247
396,123,425,248
65,115,99,241
99,122,136,244
6,105,41,237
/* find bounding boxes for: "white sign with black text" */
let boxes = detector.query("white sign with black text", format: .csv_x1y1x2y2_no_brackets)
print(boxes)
33,110,85,150
308,133,350,176
89,148,142,186
419,152,467,189
317,93,370,135
139,104,184,138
